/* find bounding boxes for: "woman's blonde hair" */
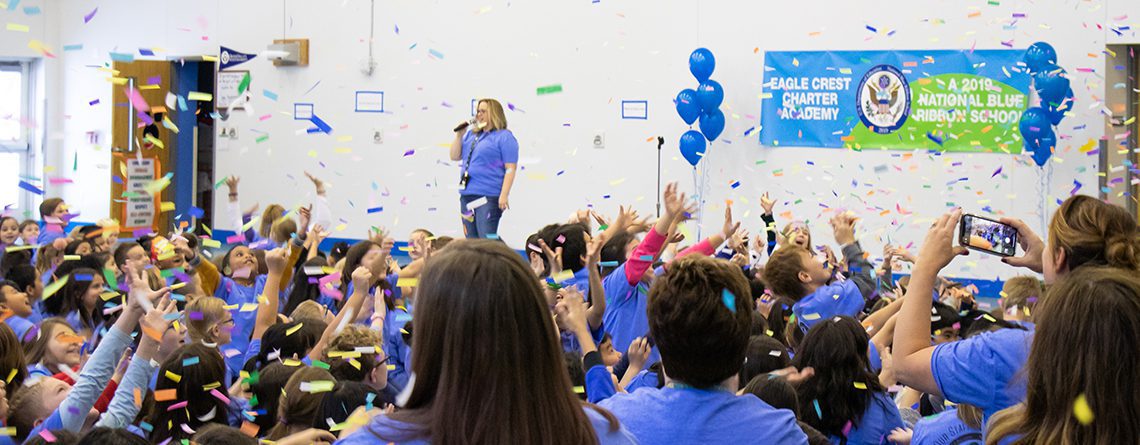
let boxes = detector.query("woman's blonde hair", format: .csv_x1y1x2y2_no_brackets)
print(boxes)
474,99,508,133
289,300,328,323
259,204,286,239
185,296,228,344
986,267,1140,445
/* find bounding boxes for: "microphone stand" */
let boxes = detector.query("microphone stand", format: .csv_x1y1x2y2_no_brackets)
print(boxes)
656,136,664,218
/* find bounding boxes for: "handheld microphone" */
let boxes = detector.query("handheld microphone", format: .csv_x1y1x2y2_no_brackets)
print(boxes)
454,118,477,132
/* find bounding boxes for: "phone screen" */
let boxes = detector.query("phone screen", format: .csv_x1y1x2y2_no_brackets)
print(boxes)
959,214,1018,257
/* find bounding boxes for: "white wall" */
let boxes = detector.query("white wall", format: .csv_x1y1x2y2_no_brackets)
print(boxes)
3,0,1128,280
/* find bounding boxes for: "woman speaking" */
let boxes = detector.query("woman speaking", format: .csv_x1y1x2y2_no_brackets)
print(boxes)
450,98,519,239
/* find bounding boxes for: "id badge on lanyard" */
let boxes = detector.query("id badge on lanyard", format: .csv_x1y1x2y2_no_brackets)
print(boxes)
460,133,481,190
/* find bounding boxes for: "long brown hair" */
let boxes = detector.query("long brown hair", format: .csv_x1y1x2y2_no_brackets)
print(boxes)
987,267,1140,445
0,322,27,392
1048,195,1140,273
145,344,228,443
23,317,72,367
370,239,614,444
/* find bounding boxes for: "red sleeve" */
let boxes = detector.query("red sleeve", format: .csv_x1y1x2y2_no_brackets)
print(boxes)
677,238,716,258
93,379,119,413
624,228,667,285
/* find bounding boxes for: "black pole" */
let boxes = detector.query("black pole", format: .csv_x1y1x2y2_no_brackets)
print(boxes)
656,136,664,217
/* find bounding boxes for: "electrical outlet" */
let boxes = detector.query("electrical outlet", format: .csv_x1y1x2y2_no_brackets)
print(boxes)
592,132,606,149
373,129,384,144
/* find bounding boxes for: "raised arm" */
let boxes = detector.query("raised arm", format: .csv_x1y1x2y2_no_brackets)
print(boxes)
677,204,740,258
224,176,244,233
760,192,778,255
623,183,693,285
310,266,371,361
832,212,876,299
253,245,288,341
585,233,608,330
893,210,967,395
95,295,177,428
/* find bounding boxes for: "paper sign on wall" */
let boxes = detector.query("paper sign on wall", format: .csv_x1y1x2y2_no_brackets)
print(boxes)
621,100,648,119
216,71,249,110
355,91,384,112
125,158,156,228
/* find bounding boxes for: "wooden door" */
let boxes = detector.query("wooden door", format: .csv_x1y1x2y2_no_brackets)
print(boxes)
110,61,174,237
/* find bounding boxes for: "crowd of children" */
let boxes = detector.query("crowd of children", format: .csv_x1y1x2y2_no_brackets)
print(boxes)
1,172,1138,445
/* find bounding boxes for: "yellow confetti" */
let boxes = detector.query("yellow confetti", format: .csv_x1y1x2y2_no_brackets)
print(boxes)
853,382,868,390
396,278,419,287
165,370,182,383
43,275,70,300
160,201,176,212
551,270,574,284
187,91,213,101
6,23,30,32
1073,394,1094,424
286,323,304,336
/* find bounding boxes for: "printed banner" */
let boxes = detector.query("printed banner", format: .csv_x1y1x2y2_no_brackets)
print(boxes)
219,46,257,71
760,50,1030,153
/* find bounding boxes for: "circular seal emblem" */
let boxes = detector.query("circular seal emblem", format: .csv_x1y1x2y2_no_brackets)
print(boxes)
856,64,911,134
220,50,231,65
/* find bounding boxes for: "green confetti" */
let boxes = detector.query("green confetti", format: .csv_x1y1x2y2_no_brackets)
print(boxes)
255,135,269,144
536,84,563,95
237,72,251,95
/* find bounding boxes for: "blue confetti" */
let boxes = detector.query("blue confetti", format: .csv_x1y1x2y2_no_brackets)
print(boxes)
722,289,737,313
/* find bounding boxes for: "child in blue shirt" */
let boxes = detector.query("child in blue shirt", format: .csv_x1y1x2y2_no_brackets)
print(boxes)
763,212,875,333
792,316,903,444
567,247,806,444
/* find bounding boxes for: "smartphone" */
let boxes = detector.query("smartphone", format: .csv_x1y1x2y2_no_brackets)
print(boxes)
959,214,1018,257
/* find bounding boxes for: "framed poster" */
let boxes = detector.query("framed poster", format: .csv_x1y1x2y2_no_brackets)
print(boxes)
216,70,249,110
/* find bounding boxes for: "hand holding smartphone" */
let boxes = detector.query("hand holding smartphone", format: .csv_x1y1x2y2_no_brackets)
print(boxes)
959,214,1018,257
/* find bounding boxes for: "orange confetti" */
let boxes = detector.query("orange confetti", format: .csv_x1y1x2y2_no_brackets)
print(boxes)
134,388,142,407
142,325,163,342
56,334,86,344
154,389,178,401
240,421,260,437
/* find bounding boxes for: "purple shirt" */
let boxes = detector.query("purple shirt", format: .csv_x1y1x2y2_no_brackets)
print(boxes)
459,129,519,197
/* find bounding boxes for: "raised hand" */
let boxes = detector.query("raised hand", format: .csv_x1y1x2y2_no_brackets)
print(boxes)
298,204,312,234
915,210,969,273
627,337,651,371
998,216,1044,272
264,245,289,274
613,205,639,231
304,171,326,195
351,266,374,293
722,205,741,240
830,211,857,246
761,192,776,215
224,175,240,192
553,290,588,333
141,294,178,339
538,239,563,275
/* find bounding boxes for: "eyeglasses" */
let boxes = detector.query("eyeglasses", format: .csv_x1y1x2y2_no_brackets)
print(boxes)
219,318,235,326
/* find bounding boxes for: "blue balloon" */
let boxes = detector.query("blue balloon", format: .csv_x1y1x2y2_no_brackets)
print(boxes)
1033,64,1070,105
1032,128,1056,167
699,109,725,141
1024,42,1057,74
696,80,724,113
679,130,707,167
676,89,700,125
689,48,715,82
1047,87,1074,126
1018,107,1051,142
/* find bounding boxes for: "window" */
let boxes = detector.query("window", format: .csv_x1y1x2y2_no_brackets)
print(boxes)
0,64,24,143
0,61,31,211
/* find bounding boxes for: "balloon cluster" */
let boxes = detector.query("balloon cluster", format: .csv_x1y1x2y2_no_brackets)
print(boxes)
1018,42,1074,167
676,48,726,167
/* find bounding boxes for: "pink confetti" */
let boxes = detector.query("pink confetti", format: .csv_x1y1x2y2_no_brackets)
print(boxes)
39,430,56,442
167,401,189,411
124,87,151,113
209,388,230,404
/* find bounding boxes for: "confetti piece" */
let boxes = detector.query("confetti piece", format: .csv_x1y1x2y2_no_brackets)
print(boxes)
83,7,97,23
299,380,335,393
2,427,15,437
286,323,304,336
182,356,200,367
209,388,230,404
853,382,868,390
536,84,563,95
1073,393,1094,424
165,370,182,383
6,23,29,32
551,270,574,284
18,180,43,195
240,421,259,437
396,278,419,287
154,388,178,401
722,289,737,313
187,91,212,101
43,275,69,300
